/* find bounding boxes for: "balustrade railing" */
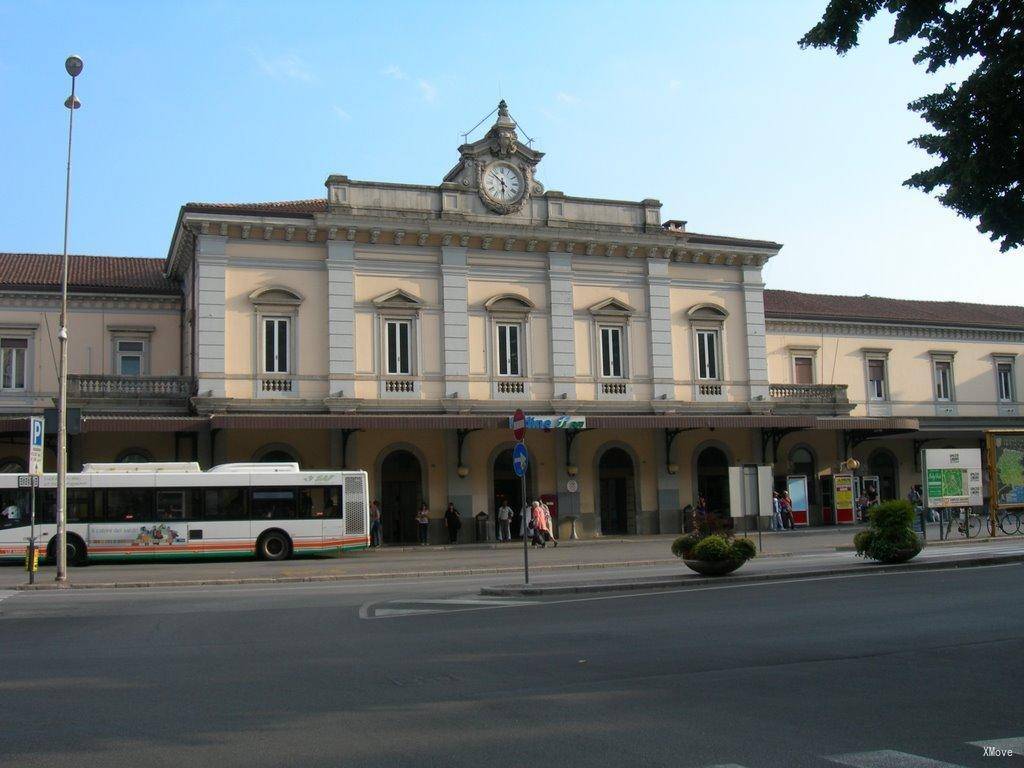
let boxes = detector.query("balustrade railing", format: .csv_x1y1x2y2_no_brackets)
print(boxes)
68,375,194,398
769,383,848,403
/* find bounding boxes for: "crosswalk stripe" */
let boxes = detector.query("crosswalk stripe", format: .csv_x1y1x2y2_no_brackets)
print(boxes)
0,590,17,602
967,736,1024,753
826,750,967,768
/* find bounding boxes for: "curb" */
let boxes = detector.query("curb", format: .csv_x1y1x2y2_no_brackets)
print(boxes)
11,557,674,591
478,552,1024,597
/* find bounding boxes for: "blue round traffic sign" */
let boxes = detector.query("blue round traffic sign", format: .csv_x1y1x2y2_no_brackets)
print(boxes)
512,442,529,478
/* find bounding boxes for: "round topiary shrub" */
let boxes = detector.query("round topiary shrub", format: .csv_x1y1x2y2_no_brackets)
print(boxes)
691,535,731,562
854,499,923,563
729,537,757,563
671,533,701,558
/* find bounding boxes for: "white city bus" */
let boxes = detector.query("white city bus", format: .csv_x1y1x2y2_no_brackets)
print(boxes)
0,462,369,565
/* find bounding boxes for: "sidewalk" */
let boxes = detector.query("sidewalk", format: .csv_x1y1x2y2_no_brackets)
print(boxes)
2,523,1014,590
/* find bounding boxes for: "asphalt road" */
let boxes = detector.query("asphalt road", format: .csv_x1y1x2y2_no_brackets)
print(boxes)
2,562,1022,768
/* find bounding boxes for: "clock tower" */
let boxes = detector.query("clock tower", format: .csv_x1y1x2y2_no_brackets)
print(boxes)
443,100,544,215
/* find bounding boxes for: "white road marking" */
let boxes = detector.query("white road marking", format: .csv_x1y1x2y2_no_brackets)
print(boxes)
0,590,18,603
966,736,1024,753
826,750,967,767
360,595,534,619
401,598,533,606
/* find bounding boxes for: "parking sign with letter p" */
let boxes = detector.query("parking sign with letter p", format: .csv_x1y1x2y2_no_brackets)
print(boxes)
28,416,44,476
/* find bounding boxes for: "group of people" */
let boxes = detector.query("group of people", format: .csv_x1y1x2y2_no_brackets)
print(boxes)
368,498,555,547
771,490,797,531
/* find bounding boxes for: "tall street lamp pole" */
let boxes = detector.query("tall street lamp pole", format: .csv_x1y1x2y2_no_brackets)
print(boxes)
56,54,83,585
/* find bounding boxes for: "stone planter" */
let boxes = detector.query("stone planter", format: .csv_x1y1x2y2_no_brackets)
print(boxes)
877,547,921,564
682,558,744,577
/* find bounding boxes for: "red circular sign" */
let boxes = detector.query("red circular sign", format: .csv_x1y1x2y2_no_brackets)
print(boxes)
512,409,526,442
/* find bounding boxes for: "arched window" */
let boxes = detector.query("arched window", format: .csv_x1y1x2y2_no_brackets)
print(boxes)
117,449,153,464
868,449,898,501
789,446,817,504
0,458,25,473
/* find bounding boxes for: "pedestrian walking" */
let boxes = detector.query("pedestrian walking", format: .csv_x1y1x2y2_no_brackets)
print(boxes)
497,498,513,542
415,503,430,545
540,498,557,547
780,490,794,529
443,502,461,544
529,500,548,548
369,500,382,547
770,491,784,531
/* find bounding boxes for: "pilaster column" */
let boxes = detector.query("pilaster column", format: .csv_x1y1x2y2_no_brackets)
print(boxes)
441,247,470,399
655,429,681,534
742,266,769,401
647,258,674,401
196,234,227,398
444,430,476,541
549,253,576,399
327,241,356,397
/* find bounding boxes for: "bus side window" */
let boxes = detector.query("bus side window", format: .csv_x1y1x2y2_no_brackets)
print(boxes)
204,488,246,520
0,489,27,529
297,488,318,518
251,488,296,519
322,487,342,519
106,489,155,522
38,490,57,524
156,490,187,520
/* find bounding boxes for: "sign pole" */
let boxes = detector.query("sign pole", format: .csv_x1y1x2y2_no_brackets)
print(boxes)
521,467,529,585
27,416,45,585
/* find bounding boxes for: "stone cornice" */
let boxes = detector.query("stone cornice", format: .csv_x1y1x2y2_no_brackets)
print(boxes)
767,317,1024,344
179,213,775,268
0,290,182,311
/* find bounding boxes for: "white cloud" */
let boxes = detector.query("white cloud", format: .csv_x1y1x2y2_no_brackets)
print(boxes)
250,50,314,83
556,91,581,105
418,79,438,103
332,105,351,122
668,79,682,92
381,64,408,80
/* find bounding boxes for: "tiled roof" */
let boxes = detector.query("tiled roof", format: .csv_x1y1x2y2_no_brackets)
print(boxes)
0,253,177,295
182,199,327,217
764,289,1024,330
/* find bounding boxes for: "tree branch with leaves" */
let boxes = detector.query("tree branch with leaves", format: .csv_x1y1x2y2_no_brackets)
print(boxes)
800,0,1023,252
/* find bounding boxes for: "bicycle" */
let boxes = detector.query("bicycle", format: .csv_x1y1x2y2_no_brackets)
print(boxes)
941,507,984,539
997,510,1023,536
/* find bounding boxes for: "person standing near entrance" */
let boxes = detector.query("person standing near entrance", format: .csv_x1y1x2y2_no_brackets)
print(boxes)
540,498,557,547
497,498,513,542
415,503,430,545
780,490,794,529
369,500,382,547
771,491,784,532
443,502,461,544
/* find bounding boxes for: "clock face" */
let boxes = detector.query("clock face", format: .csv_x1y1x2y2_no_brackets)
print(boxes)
482,164,523,202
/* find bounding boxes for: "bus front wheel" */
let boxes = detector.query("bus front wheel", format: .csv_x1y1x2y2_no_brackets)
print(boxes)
47,534,87,567
257,531,292,561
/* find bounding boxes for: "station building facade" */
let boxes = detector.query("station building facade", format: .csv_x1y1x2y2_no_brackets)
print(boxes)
2,103,1023,540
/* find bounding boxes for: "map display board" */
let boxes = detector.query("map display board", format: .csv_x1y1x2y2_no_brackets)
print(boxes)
988,432,1024,509
921,448,982,509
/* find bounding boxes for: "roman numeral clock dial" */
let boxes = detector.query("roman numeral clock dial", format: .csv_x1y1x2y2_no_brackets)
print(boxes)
480,162,525,213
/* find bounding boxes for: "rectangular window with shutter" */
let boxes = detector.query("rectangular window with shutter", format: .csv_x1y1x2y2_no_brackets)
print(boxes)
385,319,411,375
0,338,27,390
696,330,719,380
497,323,521,377
997,362,1014,402
793,356,813,385
263,317,289,374
934,360,953,401
600,326,623,378
867,358,886,400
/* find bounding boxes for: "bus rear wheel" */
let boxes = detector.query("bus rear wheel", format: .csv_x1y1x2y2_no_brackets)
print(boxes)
47,534,87,567
257,531,292,561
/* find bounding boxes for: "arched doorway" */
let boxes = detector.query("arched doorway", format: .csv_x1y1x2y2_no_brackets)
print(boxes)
493,447,533,539
598,447,635,535
789,446,817,505
868,449,898,501
380,450,422,544
697,446,730,518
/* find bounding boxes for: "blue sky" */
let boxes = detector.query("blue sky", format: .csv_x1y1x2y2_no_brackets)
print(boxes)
1,0,1020,303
